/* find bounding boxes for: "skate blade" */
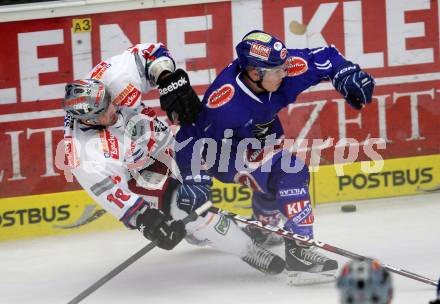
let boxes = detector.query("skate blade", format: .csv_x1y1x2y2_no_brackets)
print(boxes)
286,269,336,286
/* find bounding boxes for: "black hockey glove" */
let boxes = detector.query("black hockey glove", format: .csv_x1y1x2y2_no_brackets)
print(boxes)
332,62,375,110
136,208,186,250
157,69,202,124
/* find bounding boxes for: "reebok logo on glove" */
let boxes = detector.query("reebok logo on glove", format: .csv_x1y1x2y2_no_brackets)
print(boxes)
158,68,202,124
159,76,188,96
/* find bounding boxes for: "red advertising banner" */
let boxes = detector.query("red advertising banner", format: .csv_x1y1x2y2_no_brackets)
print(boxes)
265,0,440,165
1,0,439,199
0,2,232,198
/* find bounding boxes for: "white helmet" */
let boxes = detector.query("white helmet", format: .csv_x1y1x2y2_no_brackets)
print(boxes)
63,79,110,122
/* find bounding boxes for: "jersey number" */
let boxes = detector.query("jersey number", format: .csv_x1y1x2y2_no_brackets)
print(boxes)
107,189,130,208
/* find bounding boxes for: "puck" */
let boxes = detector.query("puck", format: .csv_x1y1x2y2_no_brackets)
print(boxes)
341,204,357,212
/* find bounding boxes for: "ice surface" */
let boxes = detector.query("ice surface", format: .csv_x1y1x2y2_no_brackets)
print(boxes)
1,193,439,304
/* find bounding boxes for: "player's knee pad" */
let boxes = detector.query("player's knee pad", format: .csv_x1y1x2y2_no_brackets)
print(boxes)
252,192,282,226
271,155,314,238
170,198,252,257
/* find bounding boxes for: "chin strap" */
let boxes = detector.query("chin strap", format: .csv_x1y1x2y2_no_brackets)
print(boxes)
243,70,268,93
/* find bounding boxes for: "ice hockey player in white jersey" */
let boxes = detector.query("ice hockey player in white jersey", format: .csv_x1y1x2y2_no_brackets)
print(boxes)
61,43,285,275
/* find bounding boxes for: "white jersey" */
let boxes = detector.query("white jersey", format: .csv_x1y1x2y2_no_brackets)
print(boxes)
86,42,174,109
65,110,254,260
63,43,256,262
64,107,174,227
63,42,176,226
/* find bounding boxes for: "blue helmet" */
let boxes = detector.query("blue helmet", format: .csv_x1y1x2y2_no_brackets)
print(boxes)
235,30,288,70
337,260,393,304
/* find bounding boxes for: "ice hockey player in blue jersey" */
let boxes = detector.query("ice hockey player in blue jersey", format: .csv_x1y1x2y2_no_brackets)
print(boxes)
173,30,375,285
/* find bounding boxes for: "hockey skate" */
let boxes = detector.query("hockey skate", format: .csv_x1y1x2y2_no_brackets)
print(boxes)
242,241,285,275
242,225,284,247
285,239,338,285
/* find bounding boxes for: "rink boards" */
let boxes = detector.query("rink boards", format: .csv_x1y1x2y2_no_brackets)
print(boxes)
313,154,440,203
0,153,438,241
1,0,440,241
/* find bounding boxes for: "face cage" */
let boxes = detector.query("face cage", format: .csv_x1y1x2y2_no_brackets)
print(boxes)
73,94,113,125
82,115,104,125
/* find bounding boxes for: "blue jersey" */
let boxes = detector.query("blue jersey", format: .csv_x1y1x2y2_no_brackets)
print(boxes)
176,46,347,175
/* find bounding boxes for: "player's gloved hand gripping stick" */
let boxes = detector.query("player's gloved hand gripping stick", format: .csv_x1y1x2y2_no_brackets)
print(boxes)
68,201,213,304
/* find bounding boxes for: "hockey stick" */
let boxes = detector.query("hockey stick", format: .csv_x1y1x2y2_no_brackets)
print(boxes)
68,201,213,304
209,206,439,287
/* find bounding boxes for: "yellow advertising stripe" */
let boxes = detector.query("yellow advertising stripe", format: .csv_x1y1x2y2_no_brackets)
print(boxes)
0,182,253,241
5,154,435,242
0,190,121,241
313,154,440,204
211,179,253,217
